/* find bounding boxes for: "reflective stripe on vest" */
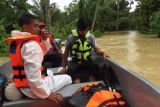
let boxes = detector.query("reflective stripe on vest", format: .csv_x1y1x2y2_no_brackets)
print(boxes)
7,35,46,88
71,29,92,62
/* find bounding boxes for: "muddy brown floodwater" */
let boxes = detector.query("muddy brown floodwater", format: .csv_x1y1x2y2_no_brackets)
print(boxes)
97,31,160,88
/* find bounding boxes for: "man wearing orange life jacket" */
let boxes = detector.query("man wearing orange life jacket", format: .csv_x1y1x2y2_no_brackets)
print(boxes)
5,14,72,105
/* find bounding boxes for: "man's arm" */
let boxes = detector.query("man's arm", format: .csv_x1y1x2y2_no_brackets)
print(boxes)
60,48,69,73
51,41,61,53
60,35,72,74
94,47,107,58
49,36,61,53
90,34,108,58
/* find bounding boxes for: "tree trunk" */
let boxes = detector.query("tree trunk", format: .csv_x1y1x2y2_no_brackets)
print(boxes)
91,0,101,32
79,0,84,17
116,0,120,32
79,0,90,22
41,0,51,32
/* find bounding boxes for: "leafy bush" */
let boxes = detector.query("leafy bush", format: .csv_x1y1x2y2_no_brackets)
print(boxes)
93,30,104,38
0,25,9,56
51,22,76,40
149,11,160,37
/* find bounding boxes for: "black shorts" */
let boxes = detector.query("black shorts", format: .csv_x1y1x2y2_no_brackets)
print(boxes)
67,62,99,81
43,52,62,68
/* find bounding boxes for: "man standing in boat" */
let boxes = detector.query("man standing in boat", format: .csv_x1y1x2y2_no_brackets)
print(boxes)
60,17,108,83
5,14,72,106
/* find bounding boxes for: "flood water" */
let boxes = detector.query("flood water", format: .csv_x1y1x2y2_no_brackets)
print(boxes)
97,31,160,88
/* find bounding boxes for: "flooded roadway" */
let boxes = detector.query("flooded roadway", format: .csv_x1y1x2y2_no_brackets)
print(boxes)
97,31,160,88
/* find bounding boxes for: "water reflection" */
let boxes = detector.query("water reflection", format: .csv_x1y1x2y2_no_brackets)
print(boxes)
126,31,139,70
97,31,160,88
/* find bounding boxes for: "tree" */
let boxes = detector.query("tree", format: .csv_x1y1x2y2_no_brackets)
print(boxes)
31,0,62,32
0,25,8,56
116,0,120,32
31,0,45,21
95,0,130,31
0,0,30,32
91,0,100,32
149,11,160,37
41,0,51,32
134,0,160,33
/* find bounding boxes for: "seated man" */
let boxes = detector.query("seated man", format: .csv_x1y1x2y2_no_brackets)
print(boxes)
5,14,72,106
60,17,108,83
36,22,61,54
36,22,62,67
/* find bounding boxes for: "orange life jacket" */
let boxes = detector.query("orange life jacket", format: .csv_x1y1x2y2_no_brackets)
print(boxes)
69,83,127,107
6,34,46,88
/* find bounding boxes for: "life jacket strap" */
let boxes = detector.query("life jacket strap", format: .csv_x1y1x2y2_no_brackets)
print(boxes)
13,75,26,79
98,96,125,107
12,66,24,70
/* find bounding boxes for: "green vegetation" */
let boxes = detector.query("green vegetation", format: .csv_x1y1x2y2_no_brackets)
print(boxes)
149,11,160,37
134,0,160,36
0,0,160,56
0,25,8,57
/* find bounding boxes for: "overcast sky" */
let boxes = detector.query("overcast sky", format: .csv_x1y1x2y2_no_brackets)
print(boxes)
28,0,73,11
128,0,138,12
28,0,138,12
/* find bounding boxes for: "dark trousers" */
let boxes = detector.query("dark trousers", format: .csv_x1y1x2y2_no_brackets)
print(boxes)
43,52,62,68
67,62,100,82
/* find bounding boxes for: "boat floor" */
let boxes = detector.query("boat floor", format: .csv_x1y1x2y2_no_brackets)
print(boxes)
2,59,121,107
1,56,160,107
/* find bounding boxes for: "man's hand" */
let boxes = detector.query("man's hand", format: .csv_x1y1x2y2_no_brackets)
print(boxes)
48,92,63,107
60,67,67,74
95,48,109,59
39,29,49,40
102,52,109,59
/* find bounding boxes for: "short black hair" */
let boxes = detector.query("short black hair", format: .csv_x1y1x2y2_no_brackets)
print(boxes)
77,17,91,31
19,13,37,27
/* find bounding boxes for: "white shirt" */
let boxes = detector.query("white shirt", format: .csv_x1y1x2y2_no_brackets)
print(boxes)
20,41,72,99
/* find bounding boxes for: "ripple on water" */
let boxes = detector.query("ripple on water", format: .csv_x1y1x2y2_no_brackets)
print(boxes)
97,31,160,88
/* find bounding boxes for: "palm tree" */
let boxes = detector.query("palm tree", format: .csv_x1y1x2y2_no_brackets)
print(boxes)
31,0,58,32
31,0,45,21
41,0,51,32
90,0,120,32
91,0,101,32
116,0,120,32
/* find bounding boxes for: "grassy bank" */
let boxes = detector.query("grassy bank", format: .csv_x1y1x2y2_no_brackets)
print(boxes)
0,57,8,65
